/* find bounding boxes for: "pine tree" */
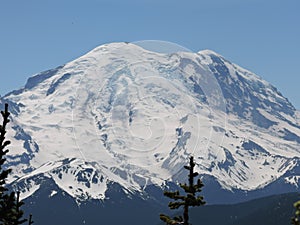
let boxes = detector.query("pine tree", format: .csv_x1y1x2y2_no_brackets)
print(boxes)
0,103,13,224
12,192,27,225
0,104,27,225
1,192,27,225
291,200,300,225
0,103,11,197
160,156,206,225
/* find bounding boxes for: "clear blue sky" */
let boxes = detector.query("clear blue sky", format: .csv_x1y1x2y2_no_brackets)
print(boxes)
0,0,299,108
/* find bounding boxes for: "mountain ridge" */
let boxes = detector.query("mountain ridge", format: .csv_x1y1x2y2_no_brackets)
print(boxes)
1,42,299,204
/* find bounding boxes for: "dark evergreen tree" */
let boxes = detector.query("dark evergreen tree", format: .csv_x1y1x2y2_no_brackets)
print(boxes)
1,192,27,225
0,192,16,224
160,156,206,225
0,104,27,225
0,104,11,197
0,103,13,224
291,200,300,225
13,192,27,225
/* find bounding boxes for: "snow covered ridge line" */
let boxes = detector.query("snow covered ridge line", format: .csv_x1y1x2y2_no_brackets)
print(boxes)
1,41,300,202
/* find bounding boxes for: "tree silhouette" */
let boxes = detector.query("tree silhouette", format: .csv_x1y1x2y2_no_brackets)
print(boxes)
0,103,27,225
160,156,206,225
0,104,12,197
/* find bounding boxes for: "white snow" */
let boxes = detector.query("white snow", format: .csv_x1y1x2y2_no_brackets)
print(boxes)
285,176,300,187
50,190,58,197
3,42,300,200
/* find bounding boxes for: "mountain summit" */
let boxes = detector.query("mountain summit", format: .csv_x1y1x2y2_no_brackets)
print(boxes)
1,42,300,205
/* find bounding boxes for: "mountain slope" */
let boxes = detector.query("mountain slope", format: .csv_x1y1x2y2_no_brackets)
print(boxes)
161,192,299,225
1,42,299,204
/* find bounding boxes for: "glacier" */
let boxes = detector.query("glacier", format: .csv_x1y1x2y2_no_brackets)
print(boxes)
1,42,299,203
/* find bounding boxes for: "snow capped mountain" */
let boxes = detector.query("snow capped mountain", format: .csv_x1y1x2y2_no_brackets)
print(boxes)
1,42,300,204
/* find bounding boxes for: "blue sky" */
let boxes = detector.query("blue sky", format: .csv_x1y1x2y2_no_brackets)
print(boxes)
0,0,299,108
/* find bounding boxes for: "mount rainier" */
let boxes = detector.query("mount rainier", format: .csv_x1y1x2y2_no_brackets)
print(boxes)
1,42,300,224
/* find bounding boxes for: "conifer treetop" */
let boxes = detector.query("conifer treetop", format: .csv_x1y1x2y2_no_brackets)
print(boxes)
160,156,205,225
